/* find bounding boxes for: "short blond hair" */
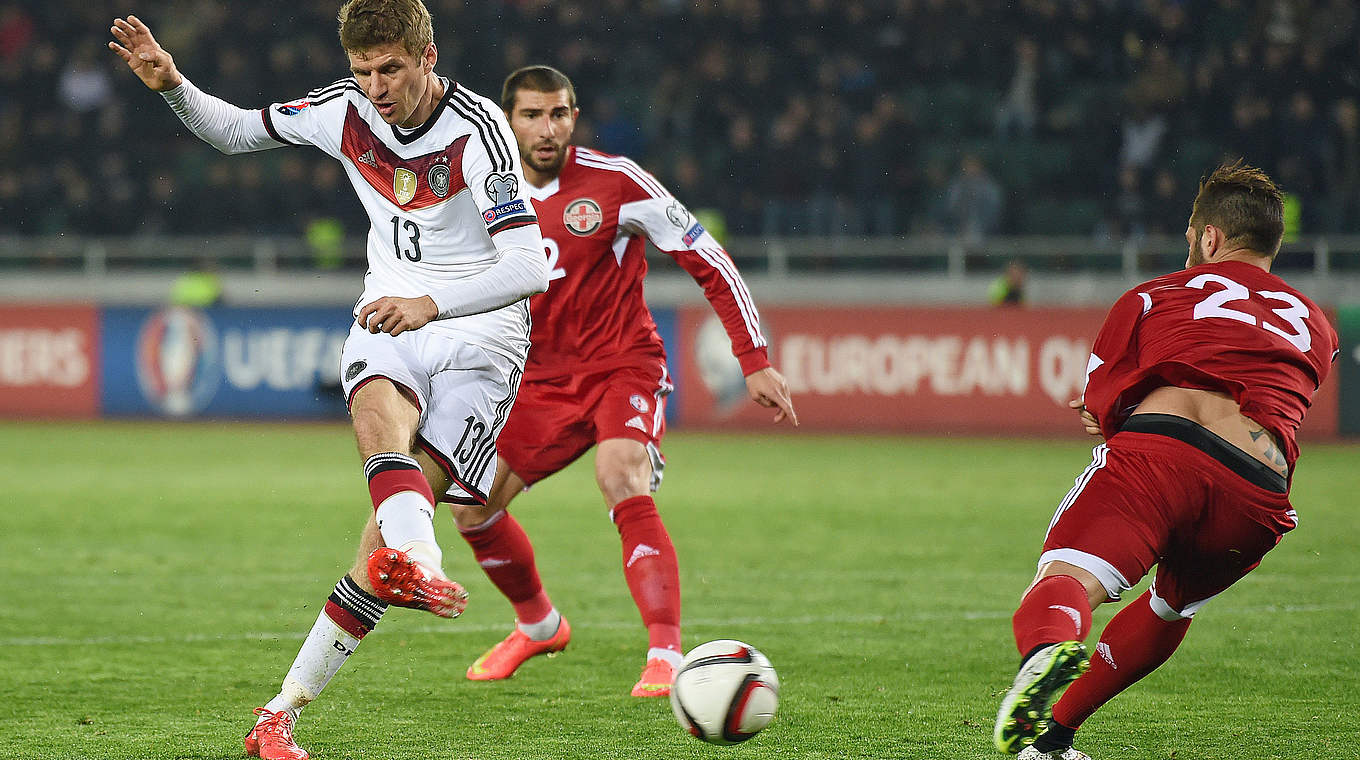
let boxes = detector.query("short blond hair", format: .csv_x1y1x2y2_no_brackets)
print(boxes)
338,0,433,57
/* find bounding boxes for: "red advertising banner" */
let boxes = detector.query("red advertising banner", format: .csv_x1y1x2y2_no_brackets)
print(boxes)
0,304,100,418
677,306,1340,438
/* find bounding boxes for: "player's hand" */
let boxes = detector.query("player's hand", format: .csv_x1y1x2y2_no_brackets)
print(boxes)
109,16,183,92
1069,398,1102,438
359,296,438,336
746,367,799,426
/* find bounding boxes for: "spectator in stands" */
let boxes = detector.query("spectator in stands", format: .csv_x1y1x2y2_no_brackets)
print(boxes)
995,37,1041,141
1325,97,1360,231
944,153,1004,244
4,1,1360,238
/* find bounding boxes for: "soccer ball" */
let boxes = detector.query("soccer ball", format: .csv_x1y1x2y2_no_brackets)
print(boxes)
669,639,780,745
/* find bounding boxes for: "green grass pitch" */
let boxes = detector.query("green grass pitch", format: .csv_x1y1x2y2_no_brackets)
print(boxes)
0,422,1355,759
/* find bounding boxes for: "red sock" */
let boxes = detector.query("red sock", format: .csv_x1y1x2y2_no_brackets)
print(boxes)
1012,575,1093,657
1052,590,1191,728
611,495,681,654
459,511,554,624
365,453,436,508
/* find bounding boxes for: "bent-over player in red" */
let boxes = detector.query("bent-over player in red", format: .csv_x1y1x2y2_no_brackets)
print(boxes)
994,161,1338,759
446,66,798,696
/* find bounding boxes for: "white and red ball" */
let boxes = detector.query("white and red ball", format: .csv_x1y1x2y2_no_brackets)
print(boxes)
669,639,780,744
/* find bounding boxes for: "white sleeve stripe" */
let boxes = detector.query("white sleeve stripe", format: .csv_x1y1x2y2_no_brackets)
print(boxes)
575,155,666,198
448,88,513,172
697,246,758,322
575,153,668,199
695,246,766,348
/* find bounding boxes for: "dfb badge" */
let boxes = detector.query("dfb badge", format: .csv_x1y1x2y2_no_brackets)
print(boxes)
345,360,368,382
563,198,603,236
485,172,518,205
428,163,451,198
394,168,417,205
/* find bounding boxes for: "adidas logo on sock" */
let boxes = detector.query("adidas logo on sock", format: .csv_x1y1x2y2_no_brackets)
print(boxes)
1096,642,1116,669
479,557,511,568
1048,604,1083,630
357,149,378,168
627,543,660,568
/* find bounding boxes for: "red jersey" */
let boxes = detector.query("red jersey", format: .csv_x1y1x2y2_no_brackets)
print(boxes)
1083,260,1338,467
522,146,770,378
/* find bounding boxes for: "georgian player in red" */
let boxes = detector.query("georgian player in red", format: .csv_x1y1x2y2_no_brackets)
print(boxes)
994,162,1339,759
445,65,798,696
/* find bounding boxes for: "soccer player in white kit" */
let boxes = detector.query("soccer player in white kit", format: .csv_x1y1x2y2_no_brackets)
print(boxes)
109,3,548,758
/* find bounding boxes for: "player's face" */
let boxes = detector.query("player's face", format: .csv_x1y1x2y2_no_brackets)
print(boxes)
507,89,578,178
348,42,435,127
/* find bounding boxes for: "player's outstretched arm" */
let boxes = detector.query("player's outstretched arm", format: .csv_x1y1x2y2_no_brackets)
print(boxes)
746,367,799,426
108,15,182,92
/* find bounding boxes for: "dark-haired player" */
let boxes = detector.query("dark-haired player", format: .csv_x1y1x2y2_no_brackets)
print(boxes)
994,161,1338,759
447,65,797,697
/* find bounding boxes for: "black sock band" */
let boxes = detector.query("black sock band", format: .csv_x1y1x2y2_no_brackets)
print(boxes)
328,575,388,631
1033,719,1077,752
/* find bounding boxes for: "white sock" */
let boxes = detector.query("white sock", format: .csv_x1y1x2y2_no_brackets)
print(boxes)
263,612,362,717
517,608,562,642
649,647,683,669
375,491,438,553
401,539,444,577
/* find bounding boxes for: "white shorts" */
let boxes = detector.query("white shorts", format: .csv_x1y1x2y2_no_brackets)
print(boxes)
339,323,523,504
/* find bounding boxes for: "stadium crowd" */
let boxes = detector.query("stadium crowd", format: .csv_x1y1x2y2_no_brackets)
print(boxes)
4,0,1360,240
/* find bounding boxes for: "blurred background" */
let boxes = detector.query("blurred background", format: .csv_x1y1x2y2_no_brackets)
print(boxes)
0,0,1358,435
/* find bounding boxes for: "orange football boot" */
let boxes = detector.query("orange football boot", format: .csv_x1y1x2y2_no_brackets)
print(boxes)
466,617,571,680
244,707,308,760
630,657,677,697
366,547,468,618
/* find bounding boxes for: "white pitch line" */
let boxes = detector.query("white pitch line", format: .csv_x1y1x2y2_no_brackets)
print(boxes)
1,603,1353,648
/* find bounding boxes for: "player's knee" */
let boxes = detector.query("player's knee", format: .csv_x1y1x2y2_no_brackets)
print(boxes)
595,460,648,504
451,501,500,532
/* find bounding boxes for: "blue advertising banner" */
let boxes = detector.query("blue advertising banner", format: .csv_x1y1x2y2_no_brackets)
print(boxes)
101,306,354,418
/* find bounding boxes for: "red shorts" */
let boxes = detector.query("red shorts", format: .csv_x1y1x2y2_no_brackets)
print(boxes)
1041,416,1296,618
497,360,672,487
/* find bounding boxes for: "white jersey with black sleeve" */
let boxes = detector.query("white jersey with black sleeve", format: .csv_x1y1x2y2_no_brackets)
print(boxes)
259,77,543,361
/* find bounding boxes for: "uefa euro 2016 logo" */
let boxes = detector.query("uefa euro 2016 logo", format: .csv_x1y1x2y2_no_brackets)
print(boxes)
135,307,221,416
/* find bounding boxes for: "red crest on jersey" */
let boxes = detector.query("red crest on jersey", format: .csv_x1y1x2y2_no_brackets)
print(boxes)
563,198,603,236
340,104,469,209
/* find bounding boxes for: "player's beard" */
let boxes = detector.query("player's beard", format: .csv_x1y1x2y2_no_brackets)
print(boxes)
1187,229,1205,267
523,142,567,176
